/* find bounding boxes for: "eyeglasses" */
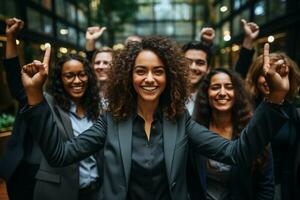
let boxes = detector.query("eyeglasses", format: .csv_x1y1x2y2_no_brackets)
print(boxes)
186,58,207,66
62,71,88,82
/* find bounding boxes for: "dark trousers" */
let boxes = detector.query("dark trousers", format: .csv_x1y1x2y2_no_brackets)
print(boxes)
6,161,39,200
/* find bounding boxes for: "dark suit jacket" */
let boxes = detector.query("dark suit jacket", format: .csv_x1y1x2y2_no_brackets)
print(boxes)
0,57,41,181
32,93,103,200
22,99,287,200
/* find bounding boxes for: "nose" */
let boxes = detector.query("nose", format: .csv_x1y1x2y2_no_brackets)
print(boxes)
99,62,106,69
190,61,197,70
73,75,81,83
145,72,154,83
218,87,226,97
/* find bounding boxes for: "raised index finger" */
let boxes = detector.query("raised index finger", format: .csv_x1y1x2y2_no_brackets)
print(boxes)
43,44,51,65
263,43,270,65
263,43,270,75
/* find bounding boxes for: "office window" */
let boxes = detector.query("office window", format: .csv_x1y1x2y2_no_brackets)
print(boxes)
68,27,77,44
122,24,135,37
78,9,87,28
27,7,42,32
175,22,192,36
174,4,191,20
43,15,53,35
137,0,153,3
156,22,174,35
195,5,205,20
0,0,17,17
137,5,153,20
154,1,173,20
57,22,68,41
269,0,286,19
136,23,154,36
66,2,76,23
55,0,65,17
78,32,85,47
254,0,266,25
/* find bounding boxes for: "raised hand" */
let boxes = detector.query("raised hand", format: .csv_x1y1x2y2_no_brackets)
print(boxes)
241,19,259,40
200,27,215,46
263,43,289,104
86,26,107,40
85,26,106,51
5,18,24,58
22,45,51,105
5,18,24,37
241,19,259,49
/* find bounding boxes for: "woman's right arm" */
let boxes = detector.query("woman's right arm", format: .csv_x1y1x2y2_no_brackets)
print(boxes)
4,18,27,105
21,99,107,167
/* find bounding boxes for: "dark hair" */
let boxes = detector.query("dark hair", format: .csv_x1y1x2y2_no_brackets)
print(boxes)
181,41,212,66
194,68,253,134
46,54,100,121
107,35,190,120
194,68,269,171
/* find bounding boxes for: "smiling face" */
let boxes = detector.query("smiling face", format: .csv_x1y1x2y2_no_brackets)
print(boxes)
61,59,88,104
93,52,112,82
184,49,209,86
133,50,166,106
208,72,235,113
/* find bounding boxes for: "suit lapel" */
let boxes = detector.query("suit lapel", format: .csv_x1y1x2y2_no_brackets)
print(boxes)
163,118,177,181
56,107,74,138
118,118,132,186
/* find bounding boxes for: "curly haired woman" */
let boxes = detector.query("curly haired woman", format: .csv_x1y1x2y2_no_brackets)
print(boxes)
188,68,274,200
21,37,288,200
246,52,300,200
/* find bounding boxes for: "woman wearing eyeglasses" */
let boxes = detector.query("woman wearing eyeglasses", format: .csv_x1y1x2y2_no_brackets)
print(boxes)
32,53,103,200
1,19,103,200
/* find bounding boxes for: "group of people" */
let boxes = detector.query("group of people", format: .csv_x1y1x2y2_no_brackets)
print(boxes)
0,17,299,200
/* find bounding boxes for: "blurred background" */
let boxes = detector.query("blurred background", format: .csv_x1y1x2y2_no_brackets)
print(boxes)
0,0,300,154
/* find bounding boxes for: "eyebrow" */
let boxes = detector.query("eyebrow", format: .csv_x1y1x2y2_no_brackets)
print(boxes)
134,65,164,69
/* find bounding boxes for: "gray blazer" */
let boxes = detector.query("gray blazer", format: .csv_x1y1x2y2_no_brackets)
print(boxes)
22,99,287,200
33,94,103,200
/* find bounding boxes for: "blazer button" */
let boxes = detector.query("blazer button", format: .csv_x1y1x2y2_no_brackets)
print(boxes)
171,182,176,190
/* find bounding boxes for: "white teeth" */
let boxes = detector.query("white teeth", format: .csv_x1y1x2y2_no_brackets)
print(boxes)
72,86,83,91
216,99,228,103
142,86,157,91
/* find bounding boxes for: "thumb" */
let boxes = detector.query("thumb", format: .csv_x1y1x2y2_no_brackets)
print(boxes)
240,19,247,27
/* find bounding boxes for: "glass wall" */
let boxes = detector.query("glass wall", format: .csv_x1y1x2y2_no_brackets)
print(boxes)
115,0,207,44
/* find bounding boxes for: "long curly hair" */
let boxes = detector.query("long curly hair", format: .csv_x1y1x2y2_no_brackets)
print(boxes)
46,54,100,121
194,68,270,171
193,68,253,135
107,35,190,120
246,52,300,104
